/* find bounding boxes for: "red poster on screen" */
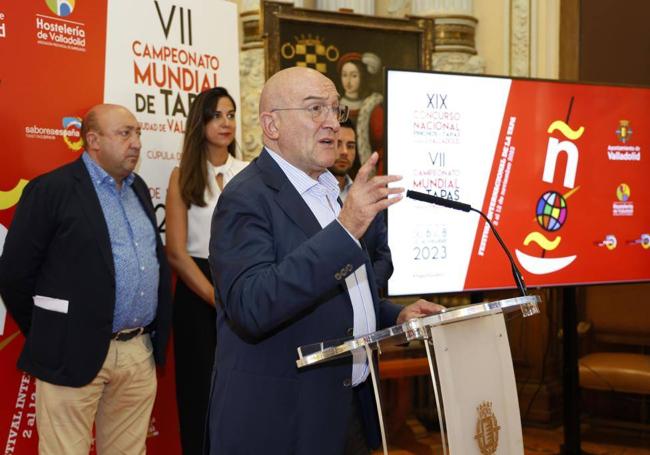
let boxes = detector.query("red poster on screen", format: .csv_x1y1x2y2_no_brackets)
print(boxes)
467,81,649,290
386,70,649,296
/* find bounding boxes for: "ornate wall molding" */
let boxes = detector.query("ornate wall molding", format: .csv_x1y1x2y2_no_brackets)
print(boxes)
432,51,484,73
510,0,531,77
375,0,411,17
430,14,484,74
239,48,265,160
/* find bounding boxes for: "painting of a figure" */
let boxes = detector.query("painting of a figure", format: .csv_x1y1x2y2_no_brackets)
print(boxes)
338,52,384,170
263,2,434,173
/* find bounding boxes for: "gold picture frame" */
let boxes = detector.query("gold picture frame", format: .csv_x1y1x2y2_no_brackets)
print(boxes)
262,1,434,79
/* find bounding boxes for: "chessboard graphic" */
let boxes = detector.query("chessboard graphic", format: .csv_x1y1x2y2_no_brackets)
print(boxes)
281,34,339,73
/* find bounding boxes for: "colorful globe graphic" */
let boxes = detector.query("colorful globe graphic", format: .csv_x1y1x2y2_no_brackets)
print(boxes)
604,235,617,250
46,0,76,17
616,183,630,202
536,191,567,232
641,234,650,250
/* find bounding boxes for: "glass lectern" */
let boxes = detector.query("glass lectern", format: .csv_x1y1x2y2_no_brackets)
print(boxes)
297,295,540,455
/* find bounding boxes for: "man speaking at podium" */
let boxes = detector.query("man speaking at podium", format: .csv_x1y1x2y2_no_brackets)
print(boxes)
207,67,444,454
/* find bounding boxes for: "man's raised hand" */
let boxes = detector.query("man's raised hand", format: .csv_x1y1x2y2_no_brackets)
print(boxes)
338,152,404,239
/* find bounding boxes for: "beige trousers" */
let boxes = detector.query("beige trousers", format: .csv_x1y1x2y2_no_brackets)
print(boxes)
36,334,157,455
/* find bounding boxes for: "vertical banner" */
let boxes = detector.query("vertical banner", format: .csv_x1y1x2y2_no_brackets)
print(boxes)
0,2,108,452
0,1,240,453
103,0,241,230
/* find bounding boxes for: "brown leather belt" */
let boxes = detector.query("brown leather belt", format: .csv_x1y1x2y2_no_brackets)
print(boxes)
111,326,151,342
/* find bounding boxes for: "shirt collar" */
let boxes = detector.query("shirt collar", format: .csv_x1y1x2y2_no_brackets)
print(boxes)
344,174,353,190
209,153,234,175
265,147,340,199
82,151,135,188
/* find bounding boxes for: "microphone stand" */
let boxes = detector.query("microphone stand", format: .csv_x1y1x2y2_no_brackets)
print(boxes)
470,208,528,296
406,190,528,297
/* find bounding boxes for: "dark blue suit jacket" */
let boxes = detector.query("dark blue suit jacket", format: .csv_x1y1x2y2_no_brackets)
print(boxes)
0,158,172,387
207,149,402,454
364,210,393,292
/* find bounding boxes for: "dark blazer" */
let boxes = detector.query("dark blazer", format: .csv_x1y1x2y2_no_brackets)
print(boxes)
207,149,402,455
0,157,172,387
364,210,393,292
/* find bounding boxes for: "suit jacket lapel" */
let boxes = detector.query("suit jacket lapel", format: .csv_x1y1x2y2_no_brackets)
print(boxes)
255,149,367,299
72,158,115,277
256,148,322,238
362,251,382,311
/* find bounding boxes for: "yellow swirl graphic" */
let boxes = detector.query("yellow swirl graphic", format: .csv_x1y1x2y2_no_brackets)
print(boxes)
63,135,84,151
0,179,29,210
547,120,585,140
523,231,561,251
0,330,21,352
563,185,580,200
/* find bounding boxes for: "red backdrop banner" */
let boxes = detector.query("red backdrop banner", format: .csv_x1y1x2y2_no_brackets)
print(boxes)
0,1,239,453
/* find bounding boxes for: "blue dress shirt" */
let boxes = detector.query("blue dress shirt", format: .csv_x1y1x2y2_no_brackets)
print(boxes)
82,152,159,332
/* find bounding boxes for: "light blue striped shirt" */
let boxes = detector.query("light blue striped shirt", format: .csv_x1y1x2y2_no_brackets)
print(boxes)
267,148,376,386
82,152,159,333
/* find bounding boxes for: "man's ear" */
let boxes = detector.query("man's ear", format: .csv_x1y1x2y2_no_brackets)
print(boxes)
260,112,279,140
85,131,100,151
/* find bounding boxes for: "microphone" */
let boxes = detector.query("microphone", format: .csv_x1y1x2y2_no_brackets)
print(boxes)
406,190,528,296
405,190,471,212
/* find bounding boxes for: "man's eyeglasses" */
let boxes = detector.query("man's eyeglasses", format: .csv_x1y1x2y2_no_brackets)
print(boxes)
271,104,349,123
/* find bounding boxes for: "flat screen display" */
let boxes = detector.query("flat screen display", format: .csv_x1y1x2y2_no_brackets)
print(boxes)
386,69,649,296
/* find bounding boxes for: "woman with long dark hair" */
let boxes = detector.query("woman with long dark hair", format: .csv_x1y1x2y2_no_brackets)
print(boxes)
165,87,247,454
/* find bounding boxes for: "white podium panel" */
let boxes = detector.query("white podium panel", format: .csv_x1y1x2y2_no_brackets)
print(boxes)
431,313,523,454
296,295,540,455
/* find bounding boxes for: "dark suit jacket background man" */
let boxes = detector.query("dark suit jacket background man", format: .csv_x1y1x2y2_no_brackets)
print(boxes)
207,67,444,455
0,104,172,455
329,119,393,291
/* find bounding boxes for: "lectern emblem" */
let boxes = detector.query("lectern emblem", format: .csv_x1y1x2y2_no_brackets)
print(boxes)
474,401,500,454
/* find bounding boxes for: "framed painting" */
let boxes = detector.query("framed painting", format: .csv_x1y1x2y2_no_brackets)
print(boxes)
262,1,435,169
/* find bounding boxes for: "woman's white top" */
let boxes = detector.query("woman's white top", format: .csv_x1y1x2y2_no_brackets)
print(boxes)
186,154,248,258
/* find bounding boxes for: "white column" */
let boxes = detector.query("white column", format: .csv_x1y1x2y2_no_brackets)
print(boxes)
531,0,560,79
316,0,375,15
411,0,473,16
410,0,485,74
509,0,530,77
239,0,260,13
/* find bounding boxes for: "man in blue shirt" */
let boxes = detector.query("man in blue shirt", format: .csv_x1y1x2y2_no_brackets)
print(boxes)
0,104,172,455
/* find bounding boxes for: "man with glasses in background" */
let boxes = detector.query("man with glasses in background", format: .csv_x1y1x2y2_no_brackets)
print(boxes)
207,67,443,455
